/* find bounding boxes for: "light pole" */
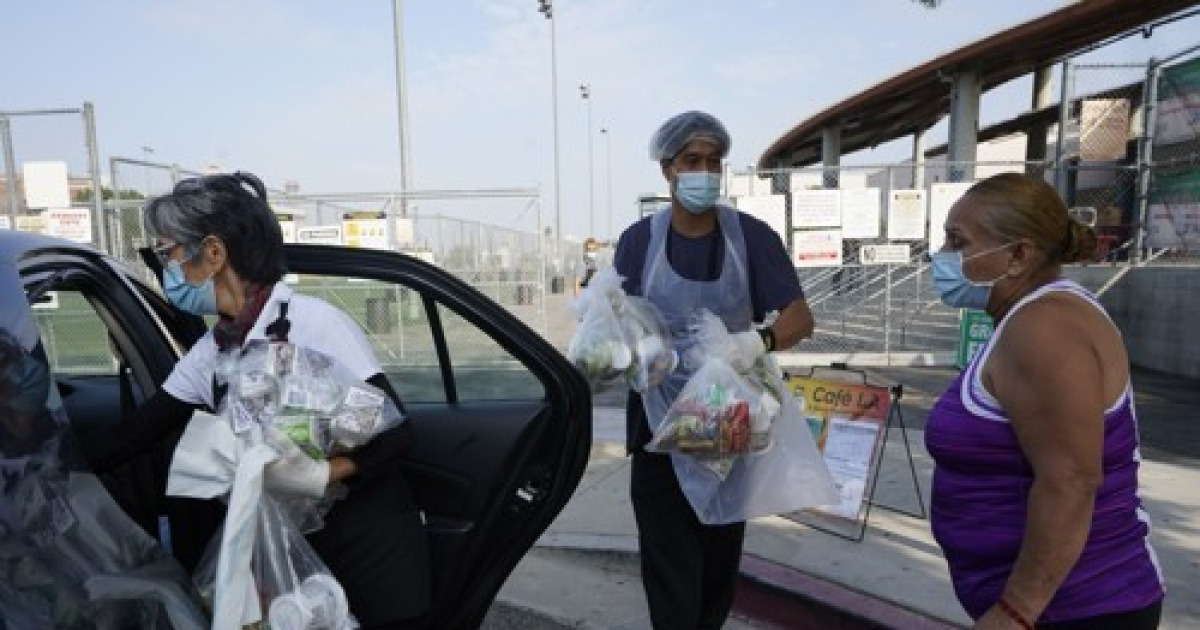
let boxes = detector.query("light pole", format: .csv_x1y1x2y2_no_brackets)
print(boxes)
392,0,413,221
537,0,562,274
579,84,594,238
601,127,612,240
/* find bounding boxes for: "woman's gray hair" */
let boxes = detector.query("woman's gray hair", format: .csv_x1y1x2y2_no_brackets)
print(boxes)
142,172,287,283
143,195,208,258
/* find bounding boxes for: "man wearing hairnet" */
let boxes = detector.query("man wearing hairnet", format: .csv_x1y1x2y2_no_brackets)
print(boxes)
613,111,815,628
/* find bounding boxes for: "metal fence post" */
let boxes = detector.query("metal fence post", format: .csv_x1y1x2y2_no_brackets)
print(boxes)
108,157,125,260
1133,57,1161,266
1054,60,1074,197
1,117,17,227
884,262,893,364
82,102,108,253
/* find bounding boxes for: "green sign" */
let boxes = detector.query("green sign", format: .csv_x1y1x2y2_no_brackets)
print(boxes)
957,309,994,369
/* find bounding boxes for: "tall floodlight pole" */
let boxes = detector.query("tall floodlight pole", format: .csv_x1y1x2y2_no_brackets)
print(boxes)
537,0,562,270
393,0,413,222
601,127,612,240
580,84,594,238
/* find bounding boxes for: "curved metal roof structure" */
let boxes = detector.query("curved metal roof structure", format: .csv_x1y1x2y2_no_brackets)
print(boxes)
757,0,1199,170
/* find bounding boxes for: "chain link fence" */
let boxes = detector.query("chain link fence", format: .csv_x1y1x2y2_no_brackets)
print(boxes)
101,159,587,341
729,146,1193,363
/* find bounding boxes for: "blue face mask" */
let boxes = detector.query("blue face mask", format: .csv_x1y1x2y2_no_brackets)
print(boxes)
163,259,218,315
674,172,722,214
929,244,1013,310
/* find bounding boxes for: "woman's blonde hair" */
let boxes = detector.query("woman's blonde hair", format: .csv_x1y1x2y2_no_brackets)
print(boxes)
966,172,1098,265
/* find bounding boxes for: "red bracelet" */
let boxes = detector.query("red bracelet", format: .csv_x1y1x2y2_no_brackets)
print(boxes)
996,597,1034,630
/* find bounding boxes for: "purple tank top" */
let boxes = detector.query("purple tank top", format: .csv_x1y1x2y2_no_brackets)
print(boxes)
925,280,1164,623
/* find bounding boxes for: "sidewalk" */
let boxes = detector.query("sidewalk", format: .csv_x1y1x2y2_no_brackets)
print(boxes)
496,366,1200,629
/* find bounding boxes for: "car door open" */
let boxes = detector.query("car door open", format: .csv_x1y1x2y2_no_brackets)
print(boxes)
271,244,592,628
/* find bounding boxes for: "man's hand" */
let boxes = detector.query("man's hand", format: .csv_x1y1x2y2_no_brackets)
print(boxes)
263,427,330,498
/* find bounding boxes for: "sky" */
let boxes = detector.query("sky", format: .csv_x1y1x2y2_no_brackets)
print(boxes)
3,0,1196,242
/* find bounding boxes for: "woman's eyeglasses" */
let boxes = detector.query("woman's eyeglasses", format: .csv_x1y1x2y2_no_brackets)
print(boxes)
152,242,183,265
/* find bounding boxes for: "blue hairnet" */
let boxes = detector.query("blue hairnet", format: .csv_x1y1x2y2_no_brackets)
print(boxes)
648,111,731,162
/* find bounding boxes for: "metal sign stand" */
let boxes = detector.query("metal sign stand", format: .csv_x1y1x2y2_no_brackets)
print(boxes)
787,365,927,542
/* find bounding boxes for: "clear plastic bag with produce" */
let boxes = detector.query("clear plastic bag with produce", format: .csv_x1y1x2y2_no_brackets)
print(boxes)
648,311,780,467
645,357,774,472
567,267,632,389
620,296,678,393
567,267,676,392
645,309,837,523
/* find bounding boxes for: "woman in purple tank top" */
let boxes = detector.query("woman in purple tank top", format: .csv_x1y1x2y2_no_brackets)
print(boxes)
924,173,1164,629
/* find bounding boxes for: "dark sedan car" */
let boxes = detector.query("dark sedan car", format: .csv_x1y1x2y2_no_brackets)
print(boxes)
0,229,591,628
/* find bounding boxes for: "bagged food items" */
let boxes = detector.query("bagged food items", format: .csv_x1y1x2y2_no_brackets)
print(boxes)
645,310,786,480
567,267,676,392
567,302,632,388
215,340,402,458
620,296,677,392
567,267,632,389
646,358,771,465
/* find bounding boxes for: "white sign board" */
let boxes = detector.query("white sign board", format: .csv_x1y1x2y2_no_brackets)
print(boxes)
342,218,389,250
859,243,911,265
791,189,842,228
733,195,787,241
297,225,344,246
792,229,843,268
1154,57,1200,146
22,162,71,209
46,208,92,243
726,174,755,198
928,183,973,252
278,220,297,243
788,171,824,192
0,216,9,230
886,189,926,240
1146,202,1200,249
394,217,415,248
839,188,881,239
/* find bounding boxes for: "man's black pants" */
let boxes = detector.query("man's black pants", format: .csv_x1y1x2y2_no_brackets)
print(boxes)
631,450,745,629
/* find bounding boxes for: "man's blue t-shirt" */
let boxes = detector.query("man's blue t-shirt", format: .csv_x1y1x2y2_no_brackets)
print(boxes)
612,209,804,322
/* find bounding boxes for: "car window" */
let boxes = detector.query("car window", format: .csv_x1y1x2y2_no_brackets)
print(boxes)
295,275,545,404
31,290,120,377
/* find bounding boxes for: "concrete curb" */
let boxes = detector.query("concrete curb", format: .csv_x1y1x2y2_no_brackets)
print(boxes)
530,534,965,629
